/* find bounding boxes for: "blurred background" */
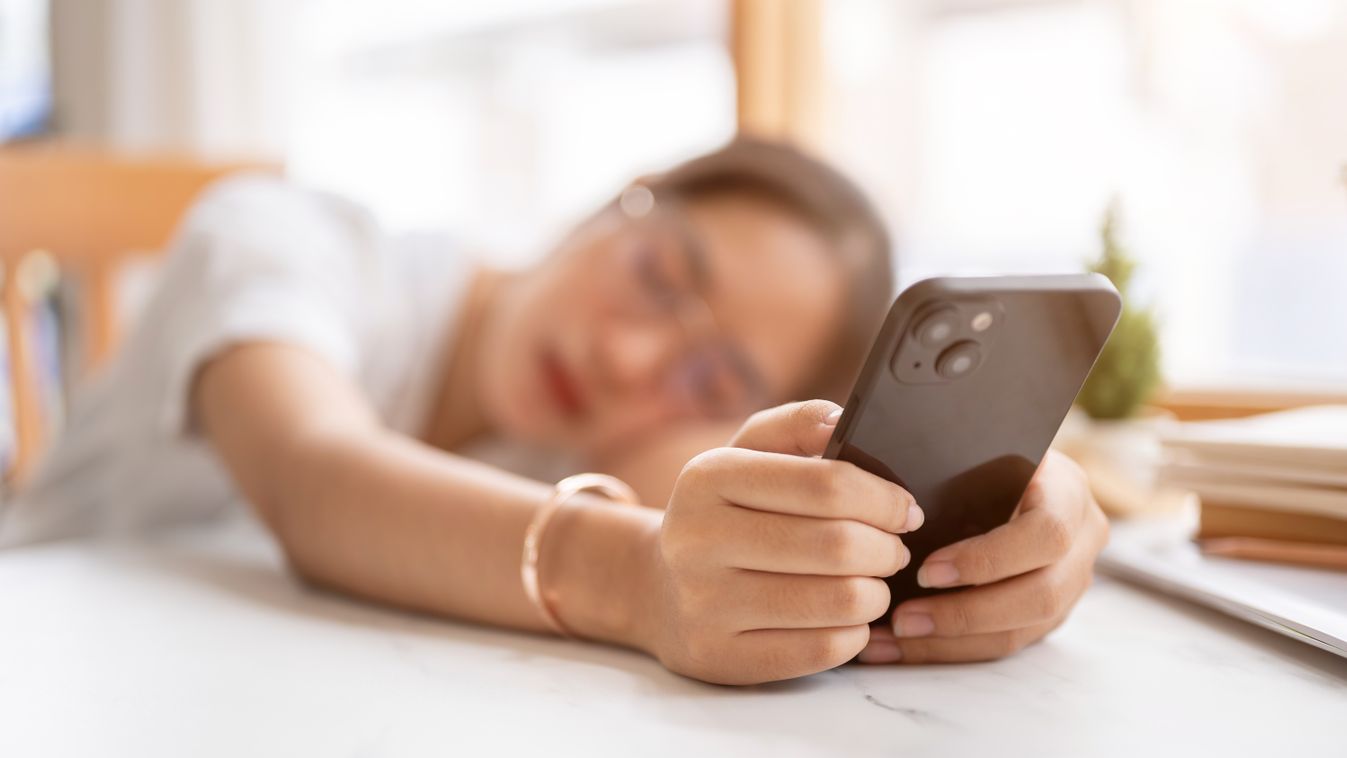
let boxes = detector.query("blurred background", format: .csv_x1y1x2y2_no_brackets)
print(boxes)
6,0,1347,693
2,0,1345,460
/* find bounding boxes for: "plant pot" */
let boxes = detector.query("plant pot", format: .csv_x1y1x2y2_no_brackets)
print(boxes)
1054,405,1184,519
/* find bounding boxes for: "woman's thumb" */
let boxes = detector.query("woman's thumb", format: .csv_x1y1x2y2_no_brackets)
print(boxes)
727,399,842,457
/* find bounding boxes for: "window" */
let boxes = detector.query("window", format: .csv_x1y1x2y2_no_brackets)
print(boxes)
817,0,1347,387
0,0,51,140
285,0,735,266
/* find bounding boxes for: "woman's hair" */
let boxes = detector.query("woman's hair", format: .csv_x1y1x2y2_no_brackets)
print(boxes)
646,135,895,404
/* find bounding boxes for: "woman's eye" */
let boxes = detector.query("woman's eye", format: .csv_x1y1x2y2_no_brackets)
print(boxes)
633,244,678,303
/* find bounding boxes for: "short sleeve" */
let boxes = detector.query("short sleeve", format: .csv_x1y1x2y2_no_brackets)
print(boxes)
151,175,379,436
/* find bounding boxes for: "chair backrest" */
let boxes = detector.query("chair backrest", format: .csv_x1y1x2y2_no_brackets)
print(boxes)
0,144,270,482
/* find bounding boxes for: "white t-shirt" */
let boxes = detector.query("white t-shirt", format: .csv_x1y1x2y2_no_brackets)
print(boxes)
1,175,558,546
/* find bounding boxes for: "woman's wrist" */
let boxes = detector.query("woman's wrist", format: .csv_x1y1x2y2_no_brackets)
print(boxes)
537,493,664,651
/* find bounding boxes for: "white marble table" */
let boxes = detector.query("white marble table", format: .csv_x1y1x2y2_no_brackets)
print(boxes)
3,515,1344,758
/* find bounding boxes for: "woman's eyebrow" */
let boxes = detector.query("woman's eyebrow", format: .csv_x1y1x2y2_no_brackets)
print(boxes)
690,240,711,293
670,212,712,294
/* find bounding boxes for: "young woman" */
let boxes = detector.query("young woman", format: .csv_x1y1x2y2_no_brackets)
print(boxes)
2,138,1107,685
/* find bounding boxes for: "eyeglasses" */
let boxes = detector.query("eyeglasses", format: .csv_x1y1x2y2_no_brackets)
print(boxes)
611,185,768,420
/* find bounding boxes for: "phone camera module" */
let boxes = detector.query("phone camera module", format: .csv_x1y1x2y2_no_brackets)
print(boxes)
935,341,982,379
913,308,959,347
893,300,1000,384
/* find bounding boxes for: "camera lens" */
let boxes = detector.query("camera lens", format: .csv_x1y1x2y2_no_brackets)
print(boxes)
914,308,959,347
935,341,982,379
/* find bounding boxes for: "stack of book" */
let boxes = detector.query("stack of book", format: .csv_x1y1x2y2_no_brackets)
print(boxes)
1159,405,1347,570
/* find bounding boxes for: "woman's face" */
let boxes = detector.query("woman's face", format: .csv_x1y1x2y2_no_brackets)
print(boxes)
478,188,846,454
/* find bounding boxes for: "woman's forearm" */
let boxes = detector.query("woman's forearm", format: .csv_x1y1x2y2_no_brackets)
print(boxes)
272,430,663,645
195,342,663,648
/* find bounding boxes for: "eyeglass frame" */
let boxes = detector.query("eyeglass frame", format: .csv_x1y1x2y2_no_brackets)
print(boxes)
608,183,771,420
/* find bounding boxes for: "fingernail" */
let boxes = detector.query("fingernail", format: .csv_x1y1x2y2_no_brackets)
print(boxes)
824,408,843,426
892,612,935,638
917,561,959,588
904,502,924,532
895,543,912,571
857,639,903,664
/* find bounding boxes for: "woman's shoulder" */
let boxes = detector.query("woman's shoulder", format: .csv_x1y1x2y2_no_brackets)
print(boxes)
180,175,473,276
182,173,380,253
166,173,476,334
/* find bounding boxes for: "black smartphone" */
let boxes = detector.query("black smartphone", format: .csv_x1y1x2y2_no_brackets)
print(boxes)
824,274,1121,612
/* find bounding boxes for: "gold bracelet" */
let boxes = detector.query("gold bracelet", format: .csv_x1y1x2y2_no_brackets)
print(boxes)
521,472,639,638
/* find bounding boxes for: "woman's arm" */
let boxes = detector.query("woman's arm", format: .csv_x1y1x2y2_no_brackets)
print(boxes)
195,343,927,684
193,342,662,646
194,341,1105,684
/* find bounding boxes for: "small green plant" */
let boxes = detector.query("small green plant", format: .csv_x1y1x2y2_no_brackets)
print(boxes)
1077,201,1162,420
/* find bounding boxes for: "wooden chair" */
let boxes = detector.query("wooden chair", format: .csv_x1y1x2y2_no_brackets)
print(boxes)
0,144,270,482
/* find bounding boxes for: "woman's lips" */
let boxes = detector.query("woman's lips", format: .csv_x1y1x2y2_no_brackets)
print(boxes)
540,348,587,418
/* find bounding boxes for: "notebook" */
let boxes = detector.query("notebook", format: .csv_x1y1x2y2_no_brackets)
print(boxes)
1158,405,1347,545
1101,512,1347,659
1160,405,1347,478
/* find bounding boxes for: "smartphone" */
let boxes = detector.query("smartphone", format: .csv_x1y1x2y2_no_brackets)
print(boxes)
824,274,1121,612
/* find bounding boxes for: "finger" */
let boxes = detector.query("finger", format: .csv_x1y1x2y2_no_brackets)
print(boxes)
691,447,923,534
705,505,910,576
728,572,891,630
856,624,904,664
884,620,1058,664
891,540,1098,638
728,399,842,457
727,625,871,683
913,468,1091,589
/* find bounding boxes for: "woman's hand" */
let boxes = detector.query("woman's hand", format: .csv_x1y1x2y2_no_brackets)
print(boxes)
858,449,1108,665
634,400,923,685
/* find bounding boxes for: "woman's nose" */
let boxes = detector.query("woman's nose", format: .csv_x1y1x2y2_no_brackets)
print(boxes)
595,320,680,392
